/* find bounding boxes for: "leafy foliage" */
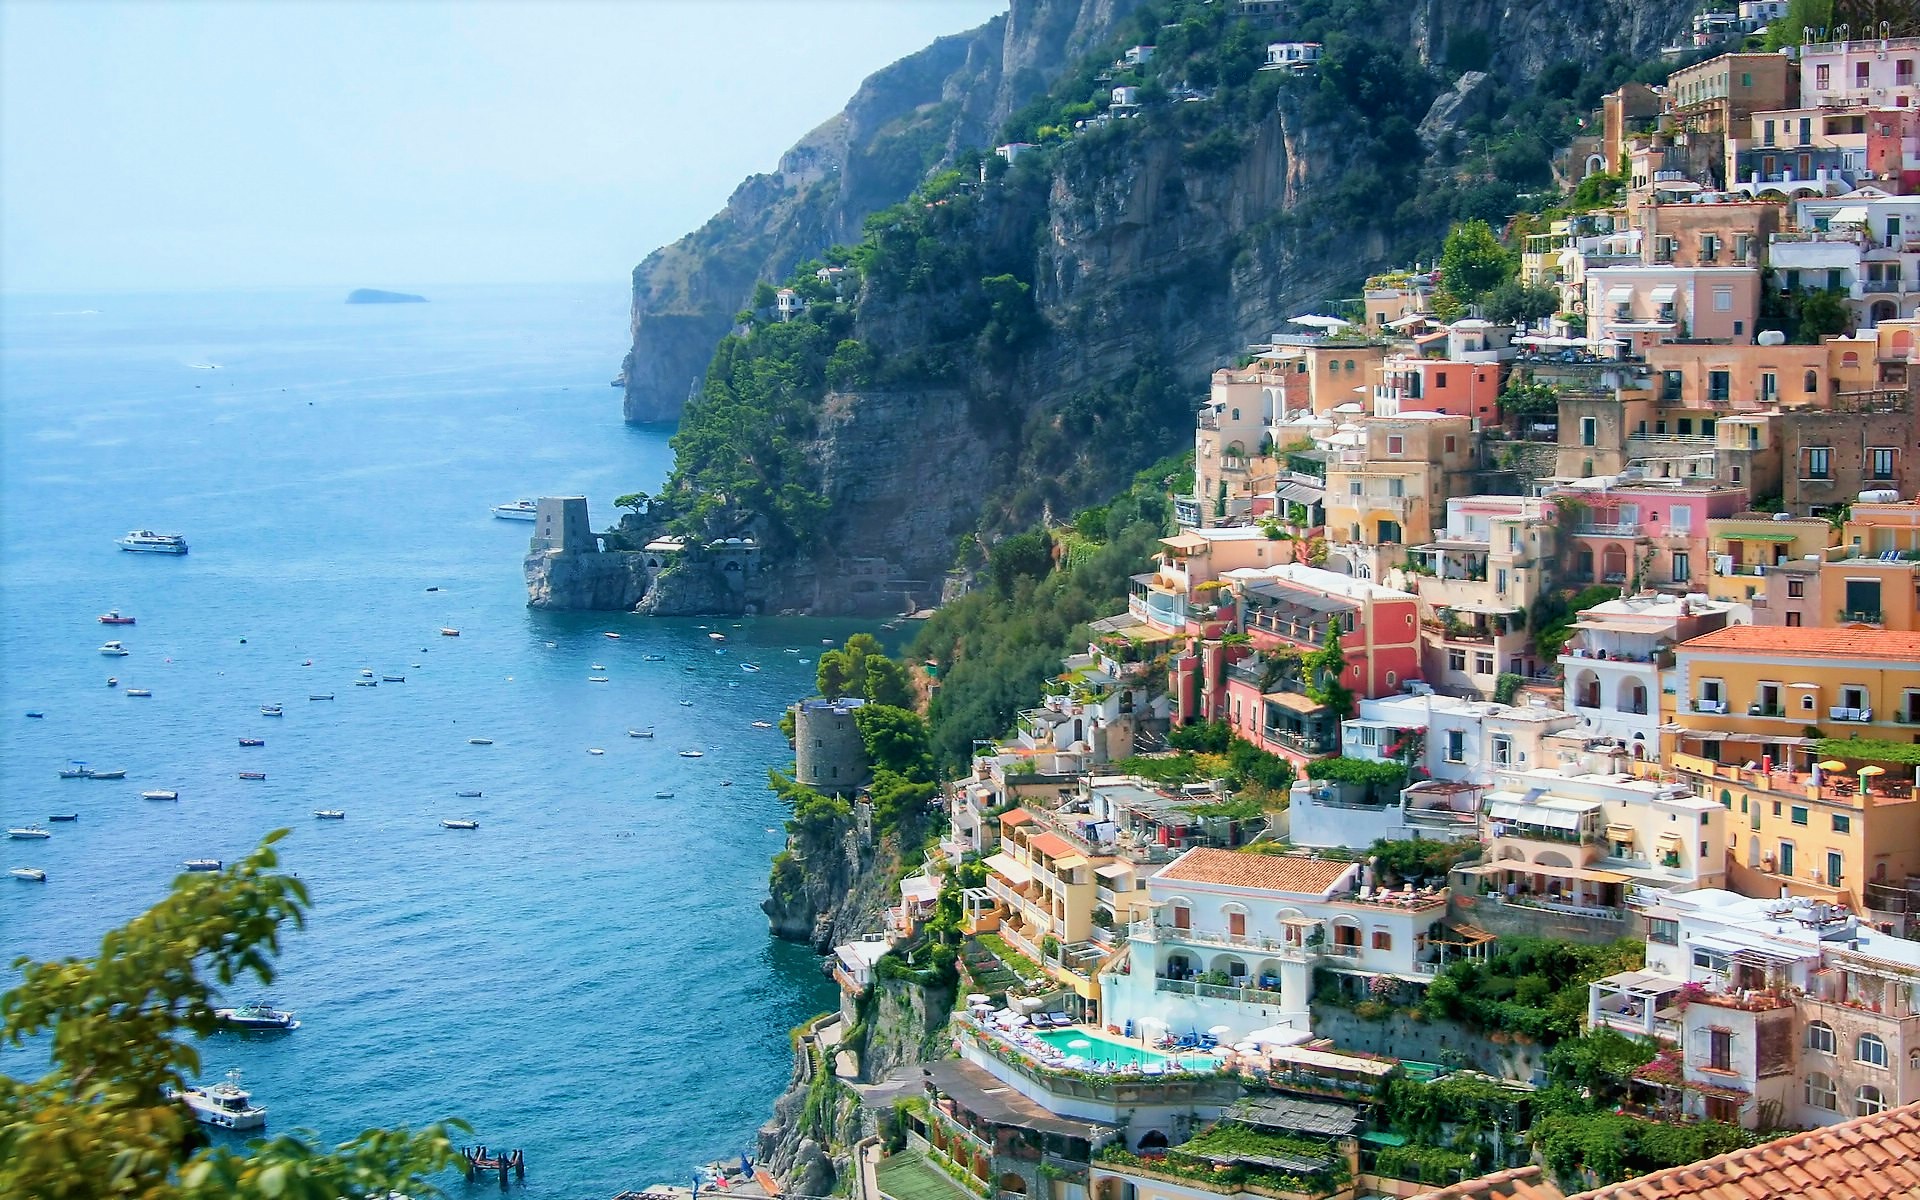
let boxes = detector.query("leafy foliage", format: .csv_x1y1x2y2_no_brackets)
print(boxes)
1305,757,1408,801
1436,219,1514,312
817,632,912,707
1420,937,1643,1042
856,703,941,831
1530,585,1621,661
1367,836,1478,884
1303,622,1354,720
0,832,463,1199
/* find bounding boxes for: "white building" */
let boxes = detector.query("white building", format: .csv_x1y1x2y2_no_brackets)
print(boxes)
1263,42,1322,71
1122,44,1155,66
1772,193,1920,326
1111,86,1141,110
1561,592,1737,756
775,287,805,321
1100,849,1452,1042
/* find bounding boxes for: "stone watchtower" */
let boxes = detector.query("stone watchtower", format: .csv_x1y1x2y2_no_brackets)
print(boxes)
792,697,871,797
530,496,597,555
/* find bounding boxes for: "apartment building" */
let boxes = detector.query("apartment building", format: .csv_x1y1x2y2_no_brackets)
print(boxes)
1666,52,1799,185
1630,194,1777,269
1371,354,1502,422
1702,513,1832,604
1556,480,1749,594
1323,413,1478,571
1585,265,1762,354
1800,37,1920,110
1561,592,1736,755
1408,496,1559,696
1778,384,1920,516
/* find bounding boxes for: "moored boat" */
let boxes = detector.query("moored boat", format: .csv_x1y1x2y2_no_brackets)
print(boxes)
142,789,179,801
708,632,726,642
25,711,44,718
117,530,189,555
166,1070,266,1130
440,627,460,637
604,631,621,639
642,653,665,661
354,679,377,687
313,809,345,819
653,790,675,798
382,675,405,682
441,818,479,830
10,867,47,882
468,737,493,745
215,1002,299,1031
239,738,264,747
124,689,152,698
238,771,266,781
627,727,654,738
49,813,78,821
183,859,222,871
99,640,130,656
589,675,610,682
751,721,773,729
309,693,334,701
8,826,52,840
261,704,283,716
741,662,761,672
491,498,539,521
456,790,482,797
679,749,704,758
588,747,605,755
98,610,136,625
88,768,126,779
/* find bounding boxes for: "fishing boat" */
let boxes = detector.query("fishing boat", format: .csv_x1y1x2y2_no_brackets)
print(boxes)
8,826,52,840
214,1002,299,1031
183,859,222,871
679,749,704,758
382,675,405,682
491,498,539,521
125,689,152,698
166,1070,266,1131
99,640,130,656
239,738,264,747
468,737,493,745
313,810,345,820
10,868,46,882
59,762,90,779
309,693,334,701
48,813,78,821
440,627,460,637
261,704,283,716
456,790,482,798
238,771,266,781
627,727,654,738
142,789,179,801
441,818,479,830
89,768,126,779
99,610,136,625
117,530,189,555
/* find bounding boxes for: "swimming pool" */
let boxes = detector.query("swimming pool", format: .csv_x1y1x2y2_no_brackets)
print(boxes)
1031,1027,1220,1070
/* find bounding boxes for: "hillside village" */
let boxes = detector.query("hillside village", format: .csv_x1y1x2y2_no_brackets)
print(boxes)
779,19,1920,1200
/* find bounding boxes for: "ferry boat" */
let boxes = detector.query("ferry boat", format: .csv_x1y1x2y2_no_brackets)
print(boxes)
167,1070,267,1131
184,859,222,871
99,640,130,656
261,704,283,716
11,867,46,883
313,810,345,820
142,789,179,801
239,738,264,747
215,1002,299,1032
238,772,266,781
491,498,539,521
8,826,52,839
117,530,189,555
98,610,136,625
441,818,479,830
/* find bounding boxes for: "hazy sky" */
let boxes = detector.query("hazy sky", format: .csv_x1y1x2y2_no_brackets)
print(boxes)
0,0,1007,292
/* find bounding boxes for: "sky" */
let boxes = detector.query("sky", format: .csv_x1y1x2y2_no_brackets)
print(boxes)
0,0,1008,292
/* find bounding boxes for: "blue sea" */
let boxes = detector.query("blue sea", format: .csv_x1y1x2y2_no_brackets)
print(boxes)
0,284,848,1197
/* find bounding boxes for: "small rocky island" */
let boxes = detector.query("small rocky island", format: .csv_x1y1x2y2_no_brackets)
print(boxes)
346,288,426,304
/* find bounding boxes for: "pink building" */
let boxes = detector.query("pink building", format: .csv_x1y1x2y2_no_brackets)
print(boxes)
1799,37,1920,110
1585,265,1762,356
1373,356,1503,422
1557,481,1750,592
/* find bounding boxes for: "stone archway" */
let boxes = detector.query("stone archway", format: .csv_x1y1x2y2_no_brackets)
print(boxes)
1136,1131,1170,1151
999,1174,1028,1196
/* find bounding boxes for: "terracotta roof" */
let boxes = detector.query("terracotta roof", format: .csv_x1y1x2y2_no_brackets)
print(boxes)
1678,625,1920,662
1000,809,1034,827
1411,1166,1565,1200
1566,1100,1920,1200
1026,831,1081,861
1154,848,1353,895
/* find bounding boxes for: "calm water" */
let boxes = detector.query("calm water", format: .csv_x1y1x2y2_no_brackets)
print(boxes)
0,284,845,1196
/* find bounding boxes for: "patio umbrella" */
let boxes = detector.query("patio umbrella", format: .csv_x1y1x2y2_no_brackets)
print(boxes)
1208,1025,1233,1036
1290,314,1349,330
1068,1038,1092,1049
966,993,990,1005
1860,764,1887,793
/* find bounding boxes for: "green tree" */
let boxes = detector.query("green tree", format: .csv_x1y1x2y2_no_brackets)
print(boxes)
614,491,649,519
1437,219,1513,310
1305,622,1354,720
817,633,887,699
0,832,462,1199
1796,287,1853,341
988,531,1053,597
1482,280,1560,325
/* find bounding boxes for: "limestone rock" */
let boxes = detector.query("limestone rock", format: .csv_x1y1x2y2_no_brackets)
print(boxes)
1417,71,1491,149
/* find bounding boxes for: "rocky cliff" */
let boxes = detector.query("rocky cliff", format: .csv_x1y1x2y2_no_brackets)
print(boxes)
619,0,1148,422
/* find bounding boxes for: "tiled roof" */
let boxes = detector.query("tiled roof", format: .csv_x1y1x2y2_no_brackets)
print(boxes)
1000,809,1033,827
1567,1100,1920,1199
1679,625,1920,662
1154,848,1353,895
1026,831,1079,861
1411,1166,1565,1200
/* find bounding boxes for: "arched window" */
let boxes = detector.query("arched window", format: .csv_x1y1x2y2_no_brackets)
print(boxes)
1344,360,1356,371
1328,360,1340,372
1808,1021,1836,1054
1843,351,1861,369
1806,1071,1838,1110
1859,1085,1887,1116
1858,1032,1889,1067
1805,369,1819,393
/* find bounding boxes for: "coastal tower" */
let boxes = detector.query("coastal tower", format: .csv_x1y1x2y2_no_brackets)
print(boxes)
530,497,596,554
792,697,870,797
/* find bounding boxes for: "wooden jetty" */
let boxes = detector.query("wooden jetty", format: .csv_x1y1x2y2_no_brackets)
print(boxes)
461,1145,526,1189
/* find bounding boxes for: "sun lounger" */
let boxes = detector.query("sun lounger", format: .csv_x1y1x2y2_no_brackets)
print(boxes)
1048,1012,1072,1026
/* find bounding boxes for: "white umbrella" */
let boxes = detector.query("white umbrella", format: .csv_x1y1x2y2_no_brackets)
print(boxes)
1333,402,1364,414
1207,1025,1233,1036
1654,178,1701,193
966,993,990,1005
1290,314,1349,330
1068,1038,1092,1049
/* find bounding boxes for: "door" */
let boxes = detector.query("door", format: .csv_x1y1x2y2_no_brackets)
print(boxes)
1780,843,1796,879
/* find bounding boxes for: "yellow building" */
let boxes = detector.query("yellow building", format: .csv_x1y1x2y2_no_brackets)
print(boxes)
1702,514,1830,604
1323,413,1476,566
1667,625,1920,914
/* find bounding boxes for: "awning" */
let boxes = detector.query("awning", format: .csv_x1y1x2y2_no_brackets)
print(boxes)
983,853,1032,887
1605,823,1638,842
1000,809,1034,828
1052,854,1090,872
1275,481,1324,505
1574,619,1652,633
1832,205,1870,225
1721,531,1798,542
1269,1046,1397,1076
1489,800,1592,830
1657,831,1685,848
1264,691,1327,715
1558,866,1631,883
1606,286,1634,303
1649,284,1679,303
1095,862,1133,881
1161,533,1210,551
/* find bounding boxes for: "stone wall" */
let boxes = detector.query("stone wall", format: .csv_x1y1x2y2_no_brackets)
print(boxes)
1308,1005,1549,1084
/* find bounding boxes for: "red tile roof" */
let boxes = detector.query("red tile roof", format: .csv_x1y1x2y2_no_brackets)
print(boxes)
1679,625,1920,662
1000,809,1034,827
1026,831,1080,861
1566,1100,1920,1199
1411,1167,1565,1200
1154,848,1353,895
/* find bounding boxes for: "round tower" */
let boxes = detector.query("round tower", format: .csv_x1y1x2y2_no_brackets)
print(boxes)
793,697,871,797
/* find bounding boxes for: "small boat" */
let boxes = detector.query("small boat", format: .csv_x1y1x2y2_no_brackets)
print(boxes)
354,679,377,687
359,668,374,678
25,711,44,718
441,818,479,830
183,859,222,871
166,1070,266,1131
468,737,493,746
238,771,266,781
427,586,441,592
492,498,539,521
741,663,761,672
653,791,675,799
88,768,126,779
382,675,405,683
117,530,189,555
588,747,605,755
627,728,654,738
48,813,78,821
590,663,606,670
11,867,46,882
99,610,136,625
708,632,726,642
239,738,264,747
440,628,460,637
125,689,152,698
99,641,130,656
721,780,734,787
683,666,696,673
588,676,610,683
59,763,90,779
751,721,774,729
642,653,665,661
456,790,482,798
679,749,704,758
215,1002,299,1031
604,631,621,640
309,693,334,701
313,810,345,820
679,699,694,707
142,790,179,801
107,677,118,687
261,704,283,716
8,826,52,840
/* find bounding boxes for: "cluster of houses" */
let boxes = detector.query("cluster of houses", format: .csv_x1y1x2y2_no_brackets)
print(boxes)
828,28,1920,1200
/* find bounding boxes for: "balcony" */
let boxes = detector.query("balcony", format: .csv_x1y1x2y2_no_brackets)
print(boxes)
1142,921,1308,958
1692,698,1729,714
1840,610,1884,626
1265,727,1339,756
1829,706,1875,723
1573,522,1644,537
1153,976,1287,1005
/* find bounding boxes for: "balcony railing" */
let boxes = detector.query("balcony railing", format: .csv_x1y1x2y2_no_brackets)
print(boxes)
1829,706,1875,723
1145,922,1310,958
1574,522,1642,537
1153,976,1288,1005
1265,727,1339,755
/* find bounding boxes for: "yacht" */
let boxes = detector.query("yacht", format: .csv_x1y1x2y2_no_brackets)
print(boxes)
98,611,136,625
184,859,222,871
11,868,47,883
261,704,283,716
99,641,130,656
142,789,179,801
117,530,189,555
215,1002,299,1032
314,810,345,820
491,498,539,521
441,818,479,830
167,1070,267,1131
8,826,52,839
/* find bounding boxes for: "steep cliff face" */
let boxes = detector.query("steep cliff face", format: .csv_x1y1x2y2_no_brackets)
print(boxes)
763,812,910,952
620,0,1148,422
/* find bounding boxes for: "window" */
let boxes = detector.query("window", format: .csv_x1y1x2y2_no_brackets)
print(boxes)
1806,368,1819,393
1708,370,1731,404
1708,1028,1733,1072
1474,652,1493,675
1859,1085,1888,1116
1448,648,1466,672
1670,506,1692,532
1871,447,1896,480
1492,735,1513,767
1581,416,1597,447
1372,929,1392,950
1445,729,1466,763
1859,1033,1889,1068
1788,611,1803,627
1834,813,1852,834
1436,371,1448,388
1387,435,1404,456
1713,288,1733,313
1817,63,1831,90
1808,447,1832,479
1791,806,1808,826
1356,725,1378,747
1693,947,1730,973
1807,1072,1838,1111
1649,917,1679,944
1350,480,1363,496
1809,1021,1836,1054
1788,579,1806,598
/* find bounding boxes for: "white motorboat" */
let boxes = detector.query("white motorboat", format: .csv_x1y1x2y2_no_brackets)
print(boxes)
8,826,51,840
679,749,704,758
183,859,222,871
708,632,726,642
740,663,761,672
441,818,479,830
653,790,675,798
627,727,654,738
359,668,374,678
642,653,665,661
313,809,345,820
142,789,180,801
11,867,46,882
89,768,126,779
491,499,539,521
590,663,605,670
679,699,694,707
604,631,621,640
117,530,189,555
751,721,774,729
99,640,130,656
167,1070,266,1130
588,747,605,755
261,704,283,716
215,1001,299,1031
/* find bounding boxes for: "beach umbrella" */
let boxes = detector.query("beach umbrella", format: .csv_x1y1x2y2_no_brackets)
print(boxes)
967,993,989,1005
1819,760,1849,771
1068,1038,1092,1049
1208,1025,1233,1036
1860,764,1887,793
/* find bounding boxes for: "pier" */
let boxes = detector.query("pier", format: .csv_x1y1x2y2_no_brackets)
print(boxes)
460,1145,526,1189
